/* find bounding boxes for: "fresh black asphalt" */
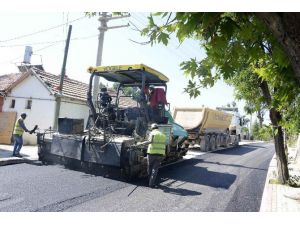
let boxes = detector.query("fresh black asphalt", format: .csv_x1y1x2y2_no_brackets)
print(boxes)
0,142,274,212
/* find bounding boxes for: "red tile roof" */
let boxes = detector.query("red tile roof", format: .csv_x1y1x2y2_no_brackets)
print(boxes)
0,73,22,91
32,68,89,101
33,68,139,108
0,67,139,108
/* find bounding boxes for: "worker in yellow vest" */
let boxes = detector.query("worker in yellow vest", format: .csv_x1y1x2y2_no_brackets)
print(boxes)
12,113,30,157
137,123,166,188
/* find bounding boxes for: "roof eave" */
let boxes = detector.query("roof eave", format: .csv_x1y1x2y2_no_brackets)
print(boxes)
30,68,56,96
5,72,30,93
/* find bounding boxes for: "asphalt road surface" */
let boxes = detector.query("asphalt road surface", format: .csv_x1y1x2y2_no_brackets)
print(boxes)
0,142,274,212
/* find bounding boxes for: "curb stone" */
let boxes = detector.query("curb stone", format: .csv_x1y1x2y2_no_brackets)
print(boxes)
0,157,26,166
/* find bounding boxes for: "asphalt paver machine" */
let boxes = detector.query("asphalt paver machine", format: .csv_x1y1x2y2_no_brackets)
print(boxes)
37,64,188,180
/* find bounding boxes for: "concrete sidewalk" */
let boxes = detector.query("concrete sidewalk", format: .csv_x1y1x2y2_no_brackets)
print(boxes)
0,144,38,166
260,146,300,212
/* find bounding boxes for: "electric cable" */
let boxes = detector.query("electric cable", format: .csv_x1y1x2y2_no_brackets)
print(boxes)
0,15,86,43
0,34,98,48
0,34,98,65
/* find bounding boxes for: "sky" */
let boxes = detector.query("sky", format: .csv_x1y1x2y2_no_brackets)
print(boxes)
1,0,297,122
0,12,245,114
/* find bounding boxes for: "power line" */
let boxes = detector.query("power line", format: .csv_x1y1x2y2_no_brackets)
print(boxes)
150,13,204,58
1,34,98,65
0,34,98,48
130,13,191,61
7,42,61,64
124,15,188,62
0,15,86,43
132,13,202,60
34,42,61,53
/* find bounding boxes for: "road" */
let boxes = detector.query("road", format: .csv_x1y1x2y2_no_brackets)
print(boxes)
0,142,274,212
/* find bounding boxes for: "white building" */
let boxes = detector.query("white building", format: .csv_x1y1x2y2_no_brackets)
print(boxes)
0,66,90,145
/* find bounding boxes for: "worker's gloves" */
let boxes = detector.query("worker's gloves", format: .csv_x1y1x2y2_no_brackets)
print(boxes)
29,125,38,134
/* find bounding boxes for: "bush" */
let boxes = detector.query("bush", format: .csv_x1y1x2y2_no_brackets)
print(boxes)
252,121,273,141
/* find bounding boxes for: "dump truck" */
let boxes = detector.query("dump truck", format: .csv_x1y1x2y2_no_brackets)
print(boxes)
37,64,188,180
172,107,240,151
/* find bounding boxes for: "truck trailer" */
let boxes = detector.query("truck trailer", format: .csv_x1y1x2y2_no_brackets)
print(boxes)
172,107,240,151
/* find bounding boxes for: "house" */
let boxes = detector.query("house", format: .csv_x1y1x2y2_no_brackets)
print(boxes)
0,66,138,145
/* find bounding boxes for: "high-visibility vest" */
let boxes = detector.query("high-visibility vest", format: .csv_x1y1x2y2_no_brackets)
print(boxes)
13,118,24,136
147,129,166,156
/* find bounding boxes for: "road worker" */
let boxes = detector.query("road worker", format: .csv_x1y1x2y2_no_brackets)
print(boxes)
136,123,166,188
99,87,112,108
12,113,35,157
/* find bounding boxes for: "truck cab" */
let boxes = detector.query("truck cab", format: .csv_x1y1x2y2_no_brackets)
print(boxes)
216,107,242,141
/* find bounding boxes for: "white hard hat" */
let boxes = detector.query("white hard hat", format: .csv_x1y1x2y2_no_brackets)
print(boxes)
151,123,158,130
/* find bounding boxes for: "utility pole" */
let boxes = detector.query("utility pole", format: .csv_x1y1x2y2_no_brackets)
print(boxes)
53,25,72,129
92,12,130,104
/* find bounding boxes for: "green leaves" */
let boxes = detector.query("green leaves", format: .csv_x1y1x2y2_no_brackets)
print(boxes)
272,44,290,68
184,80,201,98
180,58,198,79
142,12,300,136
157,32,169,45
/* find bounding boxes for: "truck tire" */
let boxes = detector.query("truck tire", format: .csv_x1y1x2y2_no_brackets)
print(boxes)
216,135,221,148
200,135,210,152
224,136,230,148
210,136,216,151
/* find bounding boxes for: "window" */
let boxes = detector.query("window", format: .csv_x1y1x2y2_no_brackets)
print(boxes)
26,100,32,109
10,99,15,108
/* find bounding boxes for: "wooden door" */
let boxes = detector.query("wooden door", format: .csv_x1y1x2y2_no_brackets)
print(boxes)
0,112,17,144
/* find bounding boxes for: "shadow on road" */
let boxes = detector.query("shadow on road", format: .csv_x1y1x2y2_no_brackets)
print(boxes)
199,159,267,171
160,184,202,196
159,158,237,189
213,144,266,156
32,156,237,192
128,177,202,196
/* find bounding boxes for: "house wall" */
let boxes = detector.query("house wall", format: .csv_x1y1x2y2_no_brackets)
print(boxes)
2,74,90,145
2,75,56,145
59,98,89,128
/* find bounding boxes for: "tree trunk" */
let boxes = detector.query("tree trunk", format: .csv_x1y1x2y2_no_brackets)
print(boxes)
259,79,289,184
269,109,289,183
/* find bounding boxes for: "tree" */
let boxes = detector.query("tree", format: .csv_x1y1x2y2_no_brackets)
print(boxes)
226,68,267,128
252,120,260,139
252,120,273,141
256,13,300,84
141,12,300,184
